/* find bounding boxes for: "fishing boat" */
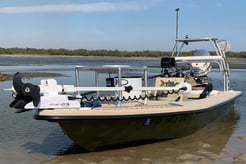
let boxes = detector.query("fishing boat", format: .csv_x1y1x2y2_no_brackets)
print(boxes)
7,37,241,151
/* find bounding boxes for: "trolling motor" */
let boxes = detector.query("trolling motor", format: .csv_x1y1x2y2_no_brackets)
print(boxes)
7,72,192,111
9,72,40,112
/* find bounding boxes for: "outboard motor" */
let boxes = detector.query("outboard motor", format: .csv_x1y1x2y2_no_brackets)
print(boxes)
9,72,40,112
192,49,212,76
191,49,212,83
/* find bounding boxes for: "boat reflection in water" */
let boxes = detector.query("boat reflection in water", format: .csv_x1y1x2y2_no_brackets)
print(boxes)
46,109,240,163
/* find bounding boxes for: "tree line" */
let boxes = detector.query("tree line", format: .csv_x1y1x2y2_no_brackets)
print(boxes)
0,47,245,58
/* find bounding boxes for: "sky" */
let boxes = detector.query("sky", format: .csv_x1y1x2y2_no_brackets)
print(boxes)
0,0,245,51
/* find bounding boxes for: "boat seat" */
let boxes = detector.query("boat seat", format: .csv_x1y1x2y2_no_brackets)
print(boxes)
185,75,209,99
154,77,185,101
187,83,214,99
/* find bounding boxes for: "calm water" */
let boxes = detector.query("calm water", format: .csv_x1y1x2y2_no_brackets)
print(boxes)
0,56,246,163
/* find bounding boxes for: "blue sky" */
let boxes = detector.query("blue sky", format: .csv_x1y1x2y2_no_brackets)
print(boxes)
0,0,245,51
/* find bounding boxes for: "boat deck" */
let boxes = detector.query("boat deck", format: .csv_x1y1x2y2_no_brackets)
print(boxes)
36,91,241,118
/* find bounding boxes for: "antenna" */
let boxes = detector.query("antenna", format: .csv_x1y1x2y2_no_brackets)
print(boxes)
175,8,180,52
175,8,180,40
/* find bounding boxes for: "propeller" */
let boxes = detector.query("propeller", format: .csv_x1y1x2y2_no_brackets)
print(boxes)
9,72,40,111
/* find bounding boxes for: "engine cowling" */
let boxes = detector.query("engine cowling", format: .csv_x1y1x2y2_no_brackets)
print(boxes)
9,72,40,112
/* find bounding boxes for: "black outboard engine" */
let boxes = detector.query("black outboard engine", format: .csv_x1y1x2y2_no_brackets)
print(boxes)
9,72,40,112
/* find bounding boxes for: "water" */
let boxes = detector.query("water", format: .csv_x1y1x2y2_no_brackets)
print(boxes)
0,56,246,163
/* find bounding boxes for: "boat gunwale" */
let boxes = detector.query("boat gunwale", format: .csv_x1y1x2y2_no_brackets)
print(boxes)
34,91,241,121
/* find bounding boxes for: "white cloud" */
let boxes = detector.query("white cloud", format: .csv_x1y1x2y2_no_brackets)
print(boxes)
0,2,146,14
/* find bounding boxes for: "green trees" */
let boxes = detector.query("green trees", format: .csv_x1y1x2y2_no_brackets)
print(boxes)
0,47,245,58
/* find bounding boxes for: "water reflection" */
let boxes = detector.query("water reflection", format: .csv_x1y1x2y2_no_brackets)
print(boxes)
44,109,240,163
21,127,74,155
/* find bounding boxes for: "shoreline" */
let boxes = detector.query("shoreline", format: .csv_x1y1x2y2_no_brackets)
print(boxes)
1,55,245,81
0,54,160,60
0,72,64,82
1,54,246,62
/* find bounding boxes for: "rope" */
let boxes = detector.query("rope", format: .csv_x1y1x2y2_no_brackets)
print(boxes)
68,87,187,102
